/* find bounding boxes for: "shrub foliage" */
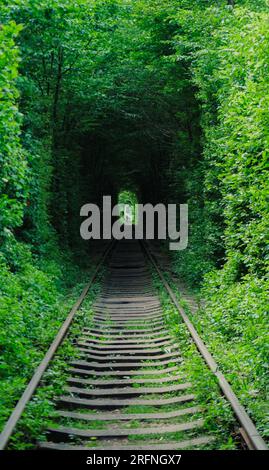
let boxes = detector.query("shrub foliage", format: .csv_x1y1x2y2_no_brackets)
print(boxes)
0,0,268,440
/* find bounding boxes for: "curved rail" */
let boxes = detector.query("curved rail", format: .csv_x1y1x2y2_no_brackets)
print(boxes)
0,241,115,450
141,240,268,451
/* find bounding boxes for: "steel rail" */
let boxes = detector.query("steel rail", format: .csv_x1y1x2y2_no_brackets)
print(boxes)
0,241,115,450
142,241,268,451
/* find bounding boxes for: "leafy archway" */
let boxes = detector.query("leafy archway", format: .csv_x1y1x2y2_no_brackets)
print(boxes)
118,190,139,225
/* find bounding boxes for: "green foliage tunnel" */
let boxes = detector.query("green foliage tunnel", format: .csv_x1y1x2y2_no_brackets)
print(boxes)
0,0,268,442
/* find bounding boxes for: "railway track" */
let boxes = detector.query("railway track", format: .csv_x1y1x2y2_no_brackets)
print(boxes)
0,240,267,450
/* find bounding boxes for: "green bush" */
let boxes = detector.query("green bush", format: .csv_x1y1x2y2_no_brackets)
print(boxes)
0,0,268,444
0,22,29,235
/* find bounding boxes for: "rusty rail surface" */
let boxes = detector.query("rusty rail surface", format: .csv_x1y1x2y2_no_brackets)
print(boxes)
142,240,268,451
0,239,267,450
0,242,115,450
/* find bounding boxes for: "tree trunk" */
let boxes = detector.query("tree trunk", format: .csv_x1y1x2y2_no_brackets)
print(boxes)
52,46,63,123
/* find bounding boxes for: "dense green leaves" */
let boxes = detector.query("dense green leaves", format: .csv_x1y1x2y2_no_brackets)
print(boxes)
0,22,29,237
0,0,268,443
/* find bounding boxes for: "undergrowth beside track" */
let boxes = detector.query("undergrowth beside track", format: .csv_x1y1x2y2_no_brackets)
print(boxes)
2,255,104,449
150,269,236,450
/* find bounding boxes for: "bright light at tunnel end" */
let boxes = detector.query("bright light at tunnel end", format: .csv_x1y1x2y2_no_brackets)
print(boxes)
80,196,188,251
